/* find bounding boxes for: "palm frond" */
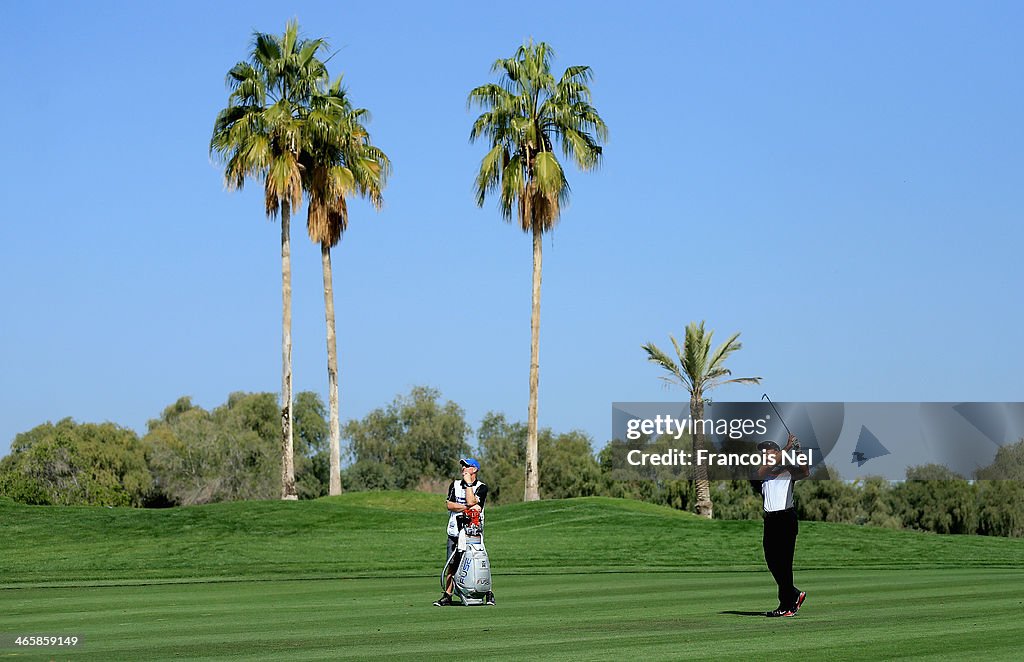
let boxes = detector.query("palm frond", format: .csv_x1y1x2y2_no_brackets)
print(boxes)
474,144,507,207
531,151,567,197
708,332,742,372
559,64,593,87
680,323,709,387
642,341,694,393
723,377,762,385
500,154,525,224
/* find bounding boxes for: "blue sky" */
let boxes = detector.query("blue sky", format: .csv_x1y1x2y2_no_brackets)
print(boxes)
1,1,1021,456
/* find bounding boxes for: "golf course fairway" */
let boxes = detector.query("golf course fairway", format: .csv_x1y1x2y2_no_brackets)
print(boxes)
2,494,1021,660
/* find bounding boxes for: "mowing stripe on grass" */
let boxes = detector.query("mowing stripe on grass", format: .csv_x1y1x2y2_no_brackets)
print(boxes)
2,569,1022,661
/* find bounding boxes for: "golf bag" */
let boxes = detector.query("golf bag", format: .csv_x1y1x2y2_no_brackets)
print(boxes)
441,510,491,605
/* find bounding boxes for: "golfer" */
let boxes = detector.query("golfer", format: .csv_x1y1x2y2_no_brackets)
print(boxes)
433,458,495,606
757,434,809,617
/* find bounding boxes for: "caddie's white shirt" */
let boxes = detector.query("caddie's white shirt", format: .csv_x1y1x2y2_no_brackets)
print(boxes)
447,480,485,537
762,471,794,512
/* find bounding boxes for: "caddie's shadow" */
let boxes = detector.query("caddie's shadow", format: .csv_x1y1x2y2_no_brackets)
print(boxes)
719,610,767,617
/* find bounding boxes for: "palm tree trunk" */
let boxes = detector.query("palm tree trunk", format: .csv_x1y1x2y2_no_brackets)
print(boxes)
280,202,297,500
524,227,542,502
691,395,713,518
321,243,342,496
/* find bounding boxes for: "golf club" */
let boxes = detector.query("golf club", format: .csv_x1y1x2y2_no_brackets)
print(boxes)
761,393,798,449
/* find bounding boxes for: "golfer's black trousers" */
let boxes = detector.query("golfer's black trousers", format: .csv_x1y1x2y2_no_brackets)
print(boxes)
763,507,800,609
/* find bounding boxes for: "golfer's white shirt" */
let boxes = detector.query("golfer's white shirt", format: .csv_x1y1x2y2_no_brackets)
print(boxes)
762,471,794,512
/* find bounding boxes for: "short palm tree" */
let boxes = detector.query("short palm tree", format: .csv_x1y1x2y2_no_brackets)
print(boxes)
210,20,329,500
303,80,391,495
642,321,762,518
469,41,608,501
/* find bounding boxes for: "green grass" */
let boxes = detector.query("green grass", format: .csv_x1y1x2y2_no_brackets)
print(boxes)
2,493,1023,660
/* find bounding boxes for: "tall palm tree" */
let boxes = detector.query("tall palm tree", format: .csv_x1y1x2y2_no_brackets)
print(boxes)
210,20,329,500
303,80,391,495
641,321,762,518
469,41,608,501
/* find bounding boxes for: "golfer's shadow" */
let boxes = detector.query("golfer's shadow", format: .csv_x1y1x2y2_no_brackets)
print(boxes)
720,610,766,617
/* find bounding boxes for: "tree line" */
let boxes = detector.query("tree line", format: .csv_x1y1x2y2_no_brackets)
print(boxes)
2,385,1021,538
0,392,330,507
0,386,601,508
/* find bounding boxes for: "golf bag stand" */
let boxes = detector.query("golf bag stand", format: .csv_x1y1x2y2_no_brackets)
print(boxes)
441,509,492,605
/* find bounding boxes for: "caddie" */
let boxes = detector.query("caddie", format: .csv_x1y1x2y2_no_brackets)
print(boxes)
433,458,495,606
